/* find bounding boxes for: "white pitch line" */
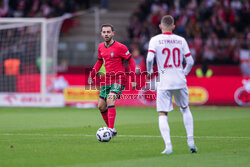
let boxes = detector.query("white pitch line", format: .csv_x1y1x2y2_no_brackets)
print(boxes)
0,133,250,140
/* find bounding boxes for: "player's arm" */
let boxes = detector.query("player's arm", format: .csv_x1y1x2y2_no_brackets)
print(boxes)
146,39,156,79
183,39,194,76
88,48,103,85
120,44,137,89
127,56,136,89
183,54,194,76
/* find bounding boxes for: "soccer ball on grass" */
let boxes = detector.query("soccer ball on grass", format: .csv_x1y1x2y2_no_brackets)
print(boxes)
96,127,112,142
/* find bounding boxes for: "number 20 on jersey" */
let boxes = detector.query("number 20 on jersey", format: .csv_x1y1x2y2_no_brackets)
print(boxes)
162,48,181,68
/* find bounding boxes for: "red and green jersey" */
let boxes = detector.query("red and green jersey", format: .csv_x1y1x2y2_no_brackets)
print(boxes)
98,41,132,85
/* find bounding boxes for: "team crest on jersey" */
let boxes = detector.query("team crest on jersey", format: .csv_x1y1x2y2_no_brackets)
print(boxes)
110,52,114,58
113,83,119,90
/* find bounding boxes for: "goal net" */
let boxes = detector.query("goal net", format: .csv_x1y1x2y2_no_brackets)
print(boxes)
0,17,66,107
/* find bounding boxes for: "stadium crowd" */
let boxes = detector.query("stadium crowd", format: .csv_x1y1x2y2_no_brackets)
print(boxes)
128,0,250,68
0,0,91,33
0,0,90,18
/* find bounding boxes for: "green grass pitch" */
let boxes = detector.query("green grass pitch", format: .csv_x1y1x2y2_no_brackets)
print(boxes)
0,106,249,167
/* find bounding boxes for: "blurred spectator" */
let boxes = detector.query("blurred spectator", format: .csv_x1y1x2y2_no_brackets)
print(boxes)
4,58,21,75
57,59,68,73
239,43,250,76
230,0,242,11
131,47,146,74
203,45,216,64
151,1,168,16
193,32,202,52
0,0,8,17
128,15,142,41
214,23,226,38
100,0,108,13
150,9,161,27
134,5,147,22
138,0,151,20
36,56,52,73
139,22,150,44
220,7,235,25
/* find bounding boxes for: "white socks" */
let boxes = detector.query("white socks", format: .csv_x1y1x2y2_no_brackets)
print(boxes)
180,106,194,143
159,115,172,148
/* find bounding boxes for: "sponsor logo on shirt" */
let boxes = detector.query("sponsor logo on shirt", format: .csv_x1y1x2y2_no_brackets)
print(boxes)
125,51,130,55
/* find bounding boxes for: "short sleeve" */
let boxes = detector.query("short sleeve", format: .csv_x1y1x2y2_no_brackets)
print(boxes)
148,38,156,55
119,44,131,60
183,39,191,58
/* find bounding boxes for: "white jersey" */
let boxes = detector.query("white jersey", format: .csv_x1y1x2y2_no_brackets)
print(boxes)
148,32,192,90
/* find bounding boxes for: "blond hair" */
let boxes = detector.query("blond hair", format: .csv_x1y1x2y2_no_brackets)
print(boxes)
161,15,174,29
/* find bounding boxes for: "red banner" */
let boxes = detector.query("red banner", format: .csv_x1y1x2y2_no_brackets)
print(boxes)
186,77,249,106
115,76,250,106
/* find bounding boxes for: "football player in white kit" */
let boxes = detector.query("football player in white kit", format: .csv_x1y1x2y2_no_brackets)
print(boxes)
146,15,197,154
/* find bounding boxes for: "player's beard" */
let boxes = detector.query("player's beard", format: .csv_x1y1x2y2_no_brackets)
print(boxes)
104,37,111,43
104,36,113,44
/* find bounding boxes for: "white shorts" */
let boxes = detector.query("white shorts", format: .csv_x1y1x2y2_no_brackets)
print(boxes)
157,87,189,112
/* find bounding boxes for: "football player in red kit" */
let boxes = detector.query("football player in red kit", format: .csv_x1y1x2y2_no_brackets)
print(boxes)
88,24,136,137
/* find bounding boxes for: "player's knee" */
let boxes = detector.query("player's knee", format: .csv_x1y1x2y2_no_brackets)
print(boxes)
98,104,106,112
180,106,188,110
180,106,189,113
159,112,168,116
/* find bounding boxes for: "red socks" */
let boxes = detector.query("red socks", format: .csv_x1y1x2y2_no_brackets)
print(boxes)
101,110,109,127
107,105,116,129
101,106,116,129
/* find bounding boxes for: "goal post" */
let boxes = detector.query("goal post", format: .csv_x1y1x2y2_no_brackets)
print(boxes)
0,16,67,107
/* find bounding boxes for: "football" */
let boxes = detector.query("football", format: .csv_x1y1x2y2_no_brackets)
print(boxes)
96,127,112,142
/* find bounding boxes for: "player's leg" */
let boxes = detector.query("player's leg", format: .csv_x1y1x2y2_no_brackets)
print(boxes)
106,92,118,136
97,97,108,126
157,89,173,154
98,85,110,126
106,83,125,137
173,87,197,153
181,105,197,153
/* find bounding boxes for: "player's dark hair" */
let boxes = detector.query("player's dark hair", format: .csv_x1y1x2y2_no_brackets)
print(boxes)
161,15,174,27
101,24,114,32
